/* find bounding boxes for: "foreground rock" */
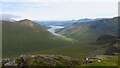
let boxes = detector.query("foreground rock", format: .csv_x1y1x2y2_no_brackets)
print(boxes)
2,55,80,67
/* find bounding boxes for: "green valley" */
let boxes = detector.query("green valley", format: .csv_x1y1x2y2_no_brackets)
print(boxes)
1,1,119,67
2,19,74,58
2,17,119,67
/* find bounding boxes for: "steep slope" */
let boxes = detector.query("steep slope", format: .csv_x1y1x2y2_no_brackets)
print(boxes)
58,17,118,43
2,19,73,58
96,34,119,55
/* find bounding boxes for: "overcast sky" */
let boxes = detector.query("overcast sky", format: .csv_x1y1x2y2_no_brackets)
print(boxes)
0,0,119,20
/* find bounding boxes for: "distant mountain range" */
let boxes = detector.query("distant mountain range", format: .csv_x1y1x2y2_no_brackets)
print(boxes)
34,18,111,27
1,19,16,22
77,18,111,23
34,20,77,27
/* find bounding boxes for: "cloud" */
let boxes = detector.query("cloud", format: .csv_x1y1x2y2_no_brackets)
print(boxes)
1,2,118,20
0,14,21,20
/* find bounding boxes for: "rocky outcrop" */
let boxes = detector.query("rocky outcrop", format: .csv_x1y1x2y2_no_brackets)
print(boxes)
2,55,80,67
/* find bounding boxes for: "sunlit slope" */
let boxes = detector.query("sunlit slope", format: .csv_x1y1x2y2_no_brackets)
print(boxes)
2,19,73,58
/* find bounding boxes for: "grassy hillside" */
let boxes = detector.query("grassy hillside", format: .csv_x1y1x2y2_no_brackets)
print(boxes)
54,17,119,66
2,19,107,59
2,19,74,58
82,54,118,66
57,17,118,43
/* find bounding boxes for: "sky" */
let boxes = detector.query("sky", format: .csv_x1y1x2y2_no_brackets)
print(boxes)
0,0,119,20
